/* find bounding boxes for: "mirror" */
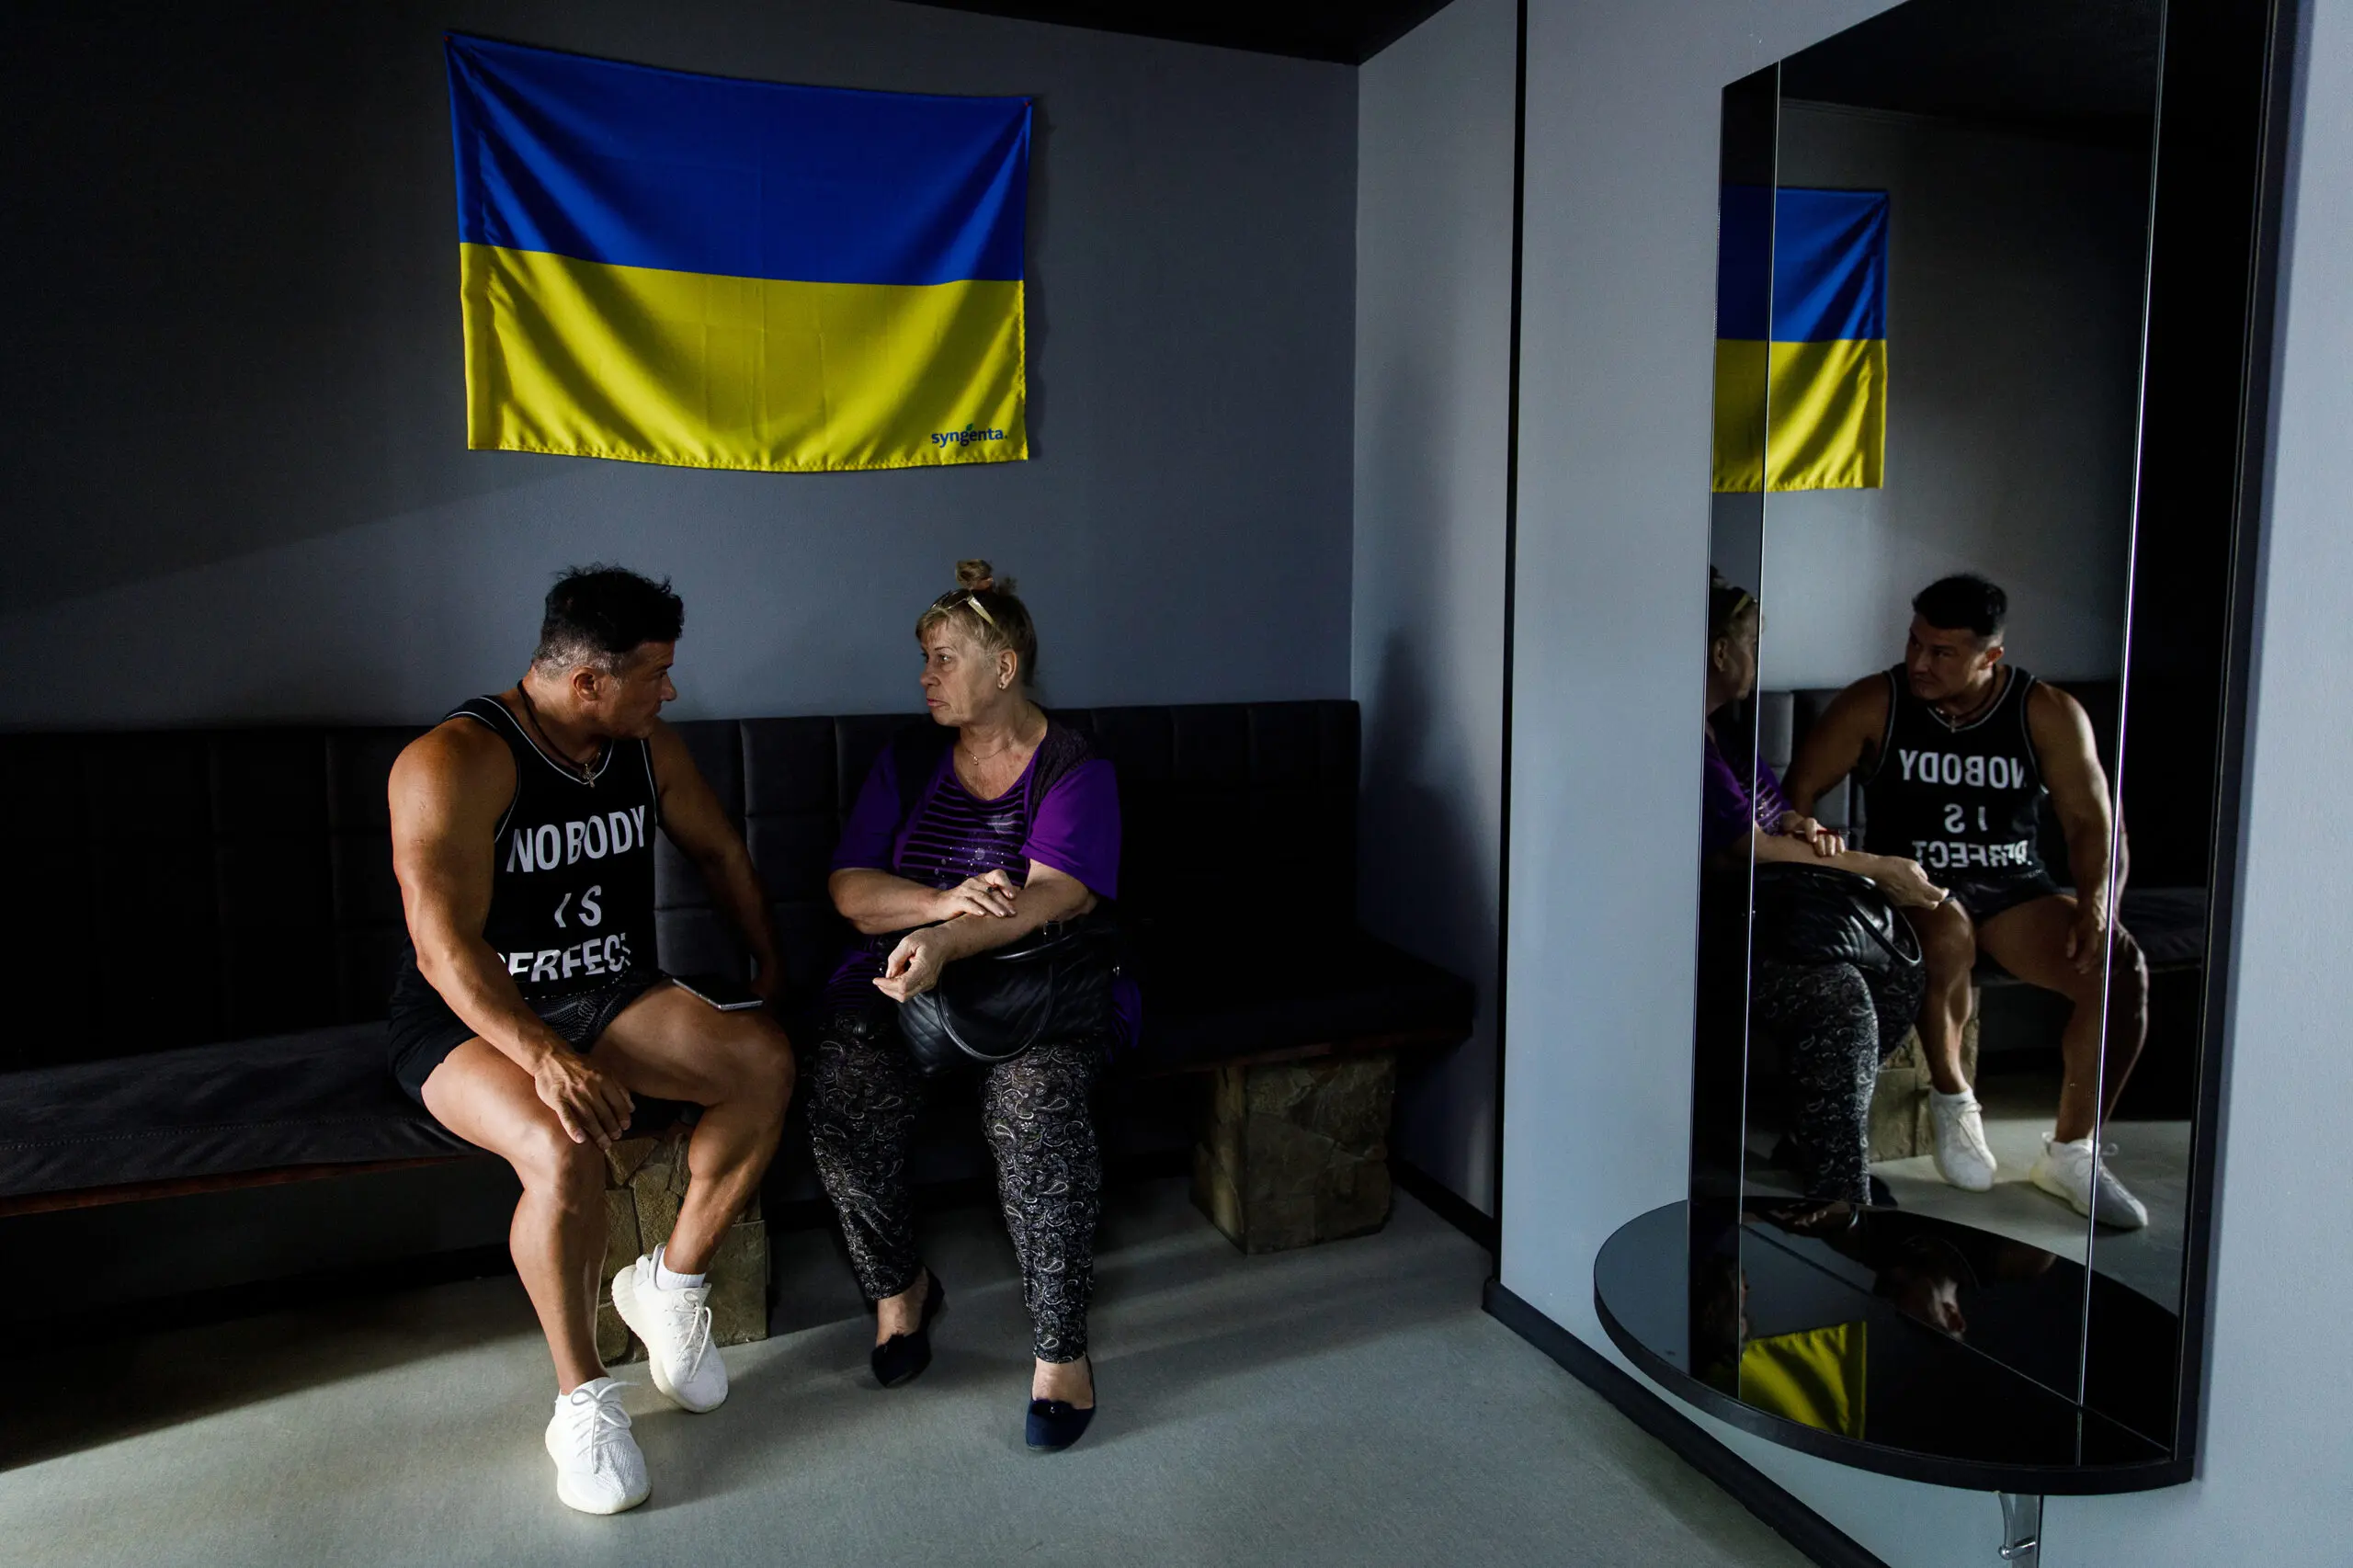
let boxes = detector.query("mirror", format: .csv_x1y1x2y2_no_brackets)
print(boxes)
1688,0,2259,1464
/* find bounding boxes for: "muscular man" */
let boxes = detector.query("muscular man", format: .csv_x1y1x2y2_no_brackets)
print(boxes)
1784,574,2149,1229
387,566,794,1513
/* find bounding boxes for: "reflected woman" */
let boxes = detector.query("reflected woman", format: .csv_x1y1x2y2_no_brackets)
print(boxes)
808,561,1120,1451
1704,574,1946,1204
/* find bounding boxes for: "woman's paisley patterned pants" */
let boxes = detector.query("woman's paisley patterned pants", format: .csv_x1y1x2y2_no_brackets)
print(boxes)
1752,957,1926,1204
806,1010,1103,1363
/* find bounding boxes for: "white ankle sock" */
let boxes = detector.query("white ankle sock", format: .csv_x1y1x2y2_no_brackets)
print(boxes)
653,1244,706,1293
1931,1086,1977,1105
559,1375,619,1410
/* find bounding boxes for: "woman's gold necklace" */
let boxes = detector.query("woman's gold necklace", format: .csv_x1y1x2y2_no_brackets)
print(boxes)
958,712,1042,767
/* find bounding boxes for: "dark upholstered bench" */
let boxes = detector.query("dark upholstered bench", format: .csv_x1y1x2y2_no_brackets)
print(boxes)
0,704,1474,1266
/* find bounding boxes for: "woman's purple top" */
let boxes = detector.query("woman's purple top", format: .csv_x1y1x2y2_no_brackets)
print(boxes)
822,740,1124,1021
1702,729,1793,859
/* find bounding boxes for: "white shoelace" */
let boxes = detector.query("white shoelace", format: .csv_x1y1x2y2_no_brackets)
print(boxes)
654,1284,713,1379
562,1388,633,1464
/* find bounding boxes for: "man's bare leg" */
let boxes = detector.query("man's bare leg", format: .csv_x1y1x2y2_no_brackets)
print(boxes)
1904,899,1980,1094
593,983,795,1271
1977,895,2149,1144
421,1040,608,1392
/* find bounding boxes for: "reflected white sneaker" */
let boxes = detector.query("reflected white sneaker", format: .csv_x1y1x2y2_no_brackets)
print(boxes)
1928,1088,1998,1192
2029,1133,2149,1230
544,1377,649,1516
613,1253,728,1413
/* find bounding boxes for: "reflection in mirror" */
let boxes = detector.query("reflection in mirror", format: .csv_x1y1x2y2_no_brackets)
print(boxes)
1690,0,2212,1459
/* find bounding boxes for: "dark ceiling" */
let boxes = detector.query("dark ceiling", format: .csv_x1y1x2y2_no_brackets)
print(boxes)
1780,0,2163,143
901,0,1460,64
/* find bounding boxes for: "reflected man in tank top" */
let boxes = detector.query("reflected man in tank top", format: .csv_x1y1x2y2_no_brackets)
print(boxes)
385,567,795,1515
1785,575,2150,1230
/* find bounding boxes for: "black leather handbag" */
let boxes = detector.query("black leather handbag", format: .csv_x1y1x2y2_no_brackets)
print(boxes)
1749,863,1923,977
894,916,1119,1076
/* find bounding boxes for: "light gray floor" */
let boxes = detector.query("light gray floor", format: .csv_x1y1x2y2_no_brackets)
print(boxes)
1745,1067,2190,1308
1872,1075,2188,1310
5,1180,1806,1568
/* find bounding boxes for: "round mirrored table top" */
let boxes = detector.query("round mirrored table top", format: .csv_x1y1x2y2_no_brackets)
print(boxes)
1594,1201,2188,1494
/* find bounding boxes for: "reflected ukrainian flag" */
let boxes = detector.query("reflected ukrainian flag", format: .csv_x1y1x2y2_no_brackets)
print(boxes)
447,35,1030,472
1713,187,1889,493
1739,1320,1868,1438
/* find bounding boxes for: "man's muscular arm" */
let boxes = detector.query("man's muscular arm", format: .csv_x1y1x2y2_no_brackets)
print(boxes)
1781,676,1889,818
646,722,785,1001
389,722,634,1146
2029,684,2126,974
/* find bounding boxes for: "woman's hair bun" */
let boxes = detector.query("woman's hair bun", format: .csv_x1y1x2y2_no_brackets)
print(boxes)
955,558,1012,594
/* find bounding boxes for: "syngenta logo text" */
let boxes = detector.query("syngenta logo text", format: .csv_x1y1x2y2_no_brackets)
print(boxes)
932,425,1008,449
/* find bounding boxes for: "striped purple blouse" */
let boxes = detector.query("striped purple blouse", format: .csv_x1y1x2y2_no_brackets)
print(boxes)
821,739,1121,1015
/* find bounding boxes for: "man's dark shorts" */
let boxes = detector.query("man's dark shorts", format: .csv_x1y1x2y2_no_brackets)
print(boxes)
1941,871,2064,926
388,968,669,1103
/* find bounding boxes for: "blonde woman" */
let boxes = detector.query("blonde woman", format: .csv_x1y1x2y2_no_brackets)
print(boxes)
808,561,1121,1450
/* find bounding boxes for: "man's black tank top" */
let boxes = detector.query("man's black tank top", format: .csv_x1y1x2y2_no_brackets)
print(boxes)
392,695,663,1006
1857,665,2047,880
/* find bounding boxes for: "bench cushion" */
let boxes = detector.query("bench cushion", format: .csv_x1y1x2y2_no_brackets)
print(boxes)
1972,883,2208,987
0,1024,470,1198
0,700,1476,1199
1130,931,1475,1069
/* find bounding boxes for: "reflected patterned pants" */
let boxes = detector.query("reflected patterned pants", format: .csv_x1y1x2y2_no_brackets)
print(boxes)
1753,958,1926,1204
805,1011,1103,1363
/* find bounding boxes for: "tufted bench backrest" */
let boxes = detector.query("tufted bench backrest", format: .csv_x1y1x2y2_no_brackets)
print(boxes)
0,701,1358,1074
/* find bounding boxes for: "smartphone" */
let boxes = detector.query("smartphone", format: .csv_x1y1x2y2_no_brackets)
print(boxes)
673,971,765,1012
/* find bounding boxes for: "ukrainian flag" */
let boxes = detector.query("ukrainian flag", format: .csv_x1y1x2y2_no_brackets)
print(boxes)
447,36,1029,472
1712,187,1889,492
1738,1320,1868,1438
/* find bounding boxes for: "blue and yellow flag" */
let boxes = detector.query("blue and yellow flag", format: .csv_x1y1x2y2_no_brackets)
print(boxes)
447,36,1029,472
1712,187,1888,492
1739,1320,1868,1437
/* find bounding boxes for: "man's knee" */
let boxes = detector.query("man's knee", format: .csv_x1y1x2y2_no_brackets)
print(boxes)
512,1117,606,1197
1914,906,1978,983
2108,932,2151,1015
714,1017,796,1115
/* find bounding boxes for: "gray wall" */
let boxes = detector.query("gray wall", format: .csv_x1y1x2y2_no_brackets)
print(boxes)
0,1,1356,726
1751,102,2149,688
1505,0,2353,1562
1353,0,1517,1212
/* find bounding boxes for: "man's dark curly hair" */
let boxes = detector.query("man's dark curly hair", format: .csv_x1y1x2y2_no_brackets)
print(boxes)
1913,574,2006,642
531,564,684,672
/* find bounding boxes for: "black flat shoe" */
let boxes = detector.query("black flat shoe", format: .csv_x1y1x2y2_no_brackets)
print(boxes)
870,1270,945,1389
1025,1357,1096,1451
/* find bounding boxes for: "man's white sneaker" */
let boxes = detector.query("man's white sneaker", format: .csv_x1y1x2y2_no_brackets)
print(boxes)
613,1253,729,1413
1928,1088,1998,1192
544,1377,649,1516
2029,1133,2149,1230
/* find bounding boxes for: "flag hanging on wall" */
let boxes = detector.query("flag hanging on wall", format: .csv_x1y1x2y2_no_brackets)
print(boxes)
1711,186,1889,493
446,35,1030,472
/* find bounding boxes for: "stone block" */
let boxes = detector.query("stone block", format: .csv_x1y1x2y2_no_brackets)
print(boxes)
630,1139,688,1258
596,1299,632,1365
598,1124,770,1364
706,1218,769,1347
604,1135,661,1187
601,1188,642,1281
1867,994,1983,1162
1192,1051,1397,1254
